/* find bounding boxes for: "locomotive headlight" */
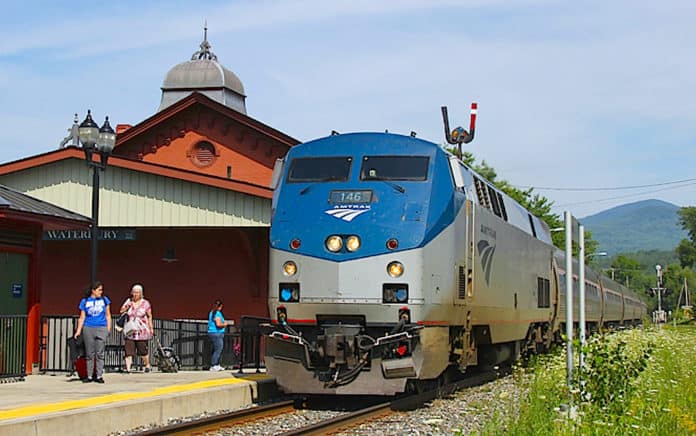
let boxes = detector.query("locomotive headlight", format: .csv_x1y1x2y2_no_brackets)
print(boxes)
326,235,343,252
345,235,361,252
387,261,404,278
282,261,297,276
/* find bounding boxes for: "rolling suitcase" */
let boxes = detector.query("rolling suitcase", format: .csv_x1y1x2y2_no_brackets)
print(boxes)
68,336,95,380
74,356,95,380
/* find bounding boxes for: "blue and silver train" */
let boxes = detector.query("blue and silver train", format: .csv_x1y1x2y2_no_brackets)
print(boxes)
264,107,647,395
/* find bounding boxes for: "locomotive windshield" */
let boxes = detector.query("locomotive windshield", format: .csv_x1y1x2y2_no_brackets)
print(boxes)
287,157,352,182
360,156,429,181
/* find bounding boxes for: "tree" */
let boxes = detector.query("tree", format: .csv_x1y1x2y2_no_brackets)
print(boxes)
677,207,696,241
676,239,696,268
609,255,644,286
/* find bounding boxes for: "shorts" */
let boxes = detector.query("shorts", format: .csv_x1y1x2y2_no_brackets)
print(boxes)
125,339,149,357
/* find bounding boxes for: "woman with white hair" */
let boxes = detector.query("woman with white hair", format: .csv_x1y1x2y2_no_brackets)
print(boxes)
119,284,154,373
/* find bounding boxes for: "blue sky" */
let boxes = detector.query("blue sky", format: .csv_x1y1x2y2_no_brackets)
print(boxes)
1,0,695,218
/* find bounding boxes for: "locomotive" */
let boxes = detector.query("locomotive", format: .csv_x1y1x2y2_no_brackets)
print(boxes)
264,105,647,395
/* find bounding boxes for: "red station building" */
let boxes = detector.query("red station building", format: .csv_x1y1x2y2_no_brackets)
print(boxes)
0,33,299,370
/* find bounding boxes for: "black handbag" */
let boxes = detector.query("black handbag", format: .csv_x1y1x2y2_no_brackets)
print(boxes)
116,312,128,328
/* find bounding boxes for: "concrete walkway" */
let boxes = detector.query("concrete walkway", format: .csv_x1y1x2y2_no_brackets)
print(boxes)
0,370,273,436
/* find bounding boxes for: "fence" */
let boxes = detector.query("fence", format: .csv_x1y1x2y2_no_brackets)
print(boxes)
0,315,27,379
39,315,268,373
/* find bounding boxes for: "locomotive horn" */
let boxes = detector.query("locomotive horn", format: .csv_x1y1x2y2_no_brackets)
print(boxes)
441,102,478,159
441,106,456,145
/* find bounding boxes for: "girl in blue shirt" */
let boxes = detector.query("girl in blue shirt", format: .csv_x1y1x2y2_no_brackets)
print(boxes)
75,281,111,383
208,299,229,371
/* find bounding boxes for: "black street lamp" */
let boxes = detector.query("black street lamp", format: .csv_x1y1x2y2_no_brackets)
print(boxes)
78,110,116,286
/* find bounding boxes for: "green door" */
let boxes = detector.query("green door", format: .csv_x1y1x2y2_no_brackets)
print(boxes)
0,252,29,375
0,252,29,315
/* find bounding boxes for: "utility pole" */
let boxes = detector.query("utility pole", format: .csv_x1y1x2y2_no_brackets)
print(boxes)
677,277,692,321
686,277,691,308
564,211,577,388
655,265,664,324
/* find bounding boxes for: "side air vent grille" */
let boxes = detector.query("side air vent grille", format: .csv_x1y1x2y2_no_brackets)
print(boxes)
537,277,550,308
458,266,467,299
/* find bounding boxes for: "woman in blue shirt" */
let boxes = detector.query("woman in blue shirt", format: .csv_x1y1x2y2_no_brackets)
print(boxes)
208,299,229,371
74,281,111,383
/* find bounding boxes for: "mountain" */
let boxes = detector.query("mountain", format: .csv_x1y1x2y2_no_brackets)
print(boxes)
581,199,687,254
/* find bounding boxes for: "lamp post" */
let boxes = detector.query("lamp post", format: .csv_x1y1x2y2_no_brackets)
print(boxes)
78,110,116,286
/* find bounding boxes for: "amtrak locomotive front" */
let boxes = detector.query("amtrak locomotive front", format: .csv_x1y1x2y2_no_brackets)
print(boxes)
266,132,458,395
265,107,647,396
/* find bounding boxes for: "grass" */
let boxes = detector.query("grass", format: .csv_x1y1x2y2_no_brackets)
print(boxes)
477,324,696,435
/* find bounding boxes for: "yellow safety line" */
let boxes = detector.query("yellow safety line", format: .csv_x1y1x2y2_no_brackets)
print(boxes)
0,378,245,421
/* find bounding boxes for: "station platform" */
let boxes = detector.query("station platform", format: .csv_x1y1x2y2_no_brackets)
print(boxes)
0,369,276,436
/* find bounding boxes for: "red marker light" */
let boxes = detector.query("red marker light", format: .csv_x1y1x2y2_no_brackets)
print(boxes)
397,345,408,356
386,238,398,250
290,239,301,250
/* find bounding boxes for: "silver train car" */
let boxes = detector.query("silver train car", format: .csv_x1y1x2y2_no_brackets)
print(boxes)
265,128,647,396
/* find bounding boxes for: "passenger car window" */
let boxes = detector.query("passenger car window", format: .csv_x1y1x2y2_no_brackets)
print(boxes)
287,157,352,182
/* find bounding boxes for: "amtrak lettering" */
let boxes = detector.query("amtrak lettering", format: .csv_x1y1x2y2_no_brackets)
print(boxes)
477,240,496,286
324,205,371,222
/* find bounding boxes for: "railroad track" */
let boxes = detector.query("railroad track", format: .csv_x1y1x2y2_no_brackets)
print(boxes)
277,369,503,436
279,402,391,436
132,368,505,435
131,400,297,436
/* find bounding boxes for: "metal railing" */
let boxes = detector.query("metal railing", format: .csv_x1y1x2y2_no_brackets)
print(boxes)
0,315,27,379
39,315,267,373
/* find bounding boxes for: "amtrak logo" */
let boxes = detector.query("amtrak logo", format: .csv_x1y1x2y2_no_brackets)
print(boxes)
325,206,370,222
477,240,496,286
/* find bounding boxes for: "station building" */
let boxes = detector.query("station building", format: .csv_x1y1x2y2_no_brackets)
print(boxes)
0,33,299,368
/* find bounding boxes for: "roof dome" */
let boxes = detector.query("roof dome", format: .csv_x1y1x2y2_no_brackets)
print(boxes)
162,60,245,95
158,28,247,114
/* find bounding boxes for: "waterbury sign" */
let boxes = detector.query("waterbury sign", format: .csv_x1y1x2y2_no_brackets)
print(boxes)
43,228,137,241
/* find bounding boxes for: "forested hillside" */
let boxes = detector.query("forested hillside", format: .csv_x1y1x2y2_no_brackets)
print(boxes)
582,199,686,254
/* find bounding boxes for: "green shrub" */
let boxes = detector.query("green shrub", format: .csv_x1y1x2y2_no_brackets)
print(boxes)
576,331,654,414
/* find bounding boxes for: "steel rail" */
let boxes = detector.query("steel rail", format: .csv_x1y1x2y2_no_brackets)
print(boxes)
131,399,296,436
279,402,393,436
